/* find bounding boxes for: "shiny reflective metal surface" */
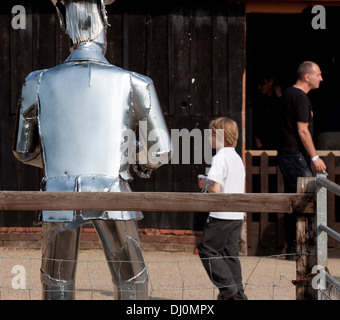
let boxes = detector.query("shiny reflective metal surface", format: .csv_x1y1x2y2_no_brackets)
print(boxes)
13,0,171,300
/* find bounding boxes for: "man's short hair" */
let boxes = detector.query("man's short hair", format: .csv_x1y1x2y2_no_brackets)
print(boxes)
297,61,316,80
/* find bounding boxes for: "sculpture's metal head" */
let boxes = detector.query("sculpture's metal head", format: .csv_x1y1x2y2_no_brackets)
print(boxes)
50,0,116,53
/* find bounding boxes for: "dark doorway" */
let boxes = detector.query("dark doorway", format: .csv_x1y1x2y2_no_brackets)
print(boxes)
246,7,340,252
246,6,340,149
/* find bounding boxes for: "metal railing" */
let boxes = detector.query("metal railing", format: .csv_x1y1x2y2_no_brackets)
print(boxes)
316,173,340,300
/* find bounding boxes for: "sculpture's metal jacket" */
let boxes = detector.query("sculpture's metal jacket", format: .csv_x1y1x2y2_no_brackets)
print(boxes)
13,42,172,223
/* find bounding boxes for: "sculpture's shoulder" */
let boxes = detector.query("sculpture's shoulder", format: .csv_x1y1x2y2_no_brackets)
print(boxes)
20,69,46,115
25,69,45,81
129,70,153,86
103,64,153,84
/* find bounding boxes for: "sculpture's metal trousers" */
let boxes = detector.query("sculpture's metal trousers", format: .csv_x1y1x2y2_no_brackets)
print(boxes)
40,217,148,300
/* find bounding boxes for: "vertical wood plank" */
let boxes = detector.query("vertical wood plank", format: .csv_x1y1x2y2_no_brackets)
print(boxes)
260,152,269,246
54,7,70,65
125,13,146,74
106,14,124,67
246,151,253,248
191,115,210,232
140,115,174,229
212,11,228,117
141,12,172,228
32,5,56,70
0,13,11,189
168,7,190,117
171,115,192,192
277,165,286,248
10,2,32,114
226,3,245,156
145,12,169,114
189,7,212,117
0,13,11,226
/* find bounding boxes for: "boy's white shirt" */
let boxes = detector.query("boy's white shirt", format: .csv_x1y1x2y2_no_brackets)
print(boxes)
207,147,245,220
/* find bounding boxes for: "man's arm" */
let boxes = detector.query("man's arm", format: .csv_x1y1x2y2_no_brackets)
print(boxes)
297,121,326,172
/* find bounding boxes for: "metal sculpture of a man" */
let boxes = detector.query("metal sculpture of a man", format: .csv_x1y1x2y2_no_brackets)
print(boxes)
13,0,172,300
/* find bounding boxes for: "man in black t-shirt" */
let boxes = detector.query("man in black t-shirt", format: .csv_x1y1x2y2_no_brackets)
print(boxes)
278,61,326,258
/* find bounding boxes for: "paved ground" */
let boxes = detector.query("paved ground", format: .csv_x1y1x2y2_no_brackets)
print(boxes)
0,248,339,300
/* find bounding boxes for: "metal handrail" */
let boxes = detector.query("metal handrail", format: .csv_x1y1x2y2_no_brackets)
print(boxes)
316,175,340,246
317,176,340,197
318,223,340,242
316,173,340,299
326,273,340,292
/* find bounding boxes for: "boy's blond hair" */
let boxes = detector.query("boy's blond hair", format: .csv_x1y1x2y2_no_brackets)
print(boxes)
209,117,239,148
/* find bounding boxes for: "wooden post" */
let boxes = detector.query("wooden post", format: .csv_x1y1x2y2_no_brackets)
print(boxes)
245,151,253,250
260,152,269,247
296,177,317,300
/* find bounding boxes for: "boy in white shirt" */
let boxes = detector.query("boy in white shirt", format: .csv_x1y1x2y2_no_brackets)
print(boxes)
198,117,247,300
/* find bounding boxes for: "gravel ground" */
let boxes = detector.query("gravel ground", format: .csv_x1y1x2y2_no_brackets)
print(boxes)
0,248,339,300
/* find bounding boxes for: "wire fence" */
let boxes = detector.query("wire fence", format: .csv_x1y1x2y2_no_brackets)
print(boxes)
0,182,319,300
1,174,340,300
3,249,339,300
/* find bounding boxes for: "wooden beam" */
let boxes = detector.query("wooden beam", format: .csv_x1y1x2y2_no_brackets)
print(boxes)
245,0,340,14
246,2,308,14
0,191,315,213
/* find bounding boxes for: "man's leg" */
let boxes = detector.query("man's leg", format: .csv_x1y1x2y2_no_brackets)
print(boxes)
278,153,313,256
92,219,148,300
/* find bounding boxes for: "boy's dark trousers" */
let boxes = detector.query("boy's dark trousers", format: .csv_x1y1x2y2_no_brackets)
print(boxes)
197,217,247,300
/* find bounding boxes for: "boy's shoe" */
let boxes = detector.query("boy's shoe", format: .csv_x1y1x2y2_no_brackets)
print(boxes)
217,288,238,300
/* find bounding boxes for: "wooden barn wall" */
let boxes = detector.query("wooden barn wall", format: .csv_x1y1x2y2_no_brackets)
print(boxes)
0,0,246,229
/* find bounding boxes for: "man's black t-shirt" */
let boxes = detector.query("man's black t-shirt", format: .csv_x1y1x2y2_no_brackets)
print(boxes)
278,86,313,154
